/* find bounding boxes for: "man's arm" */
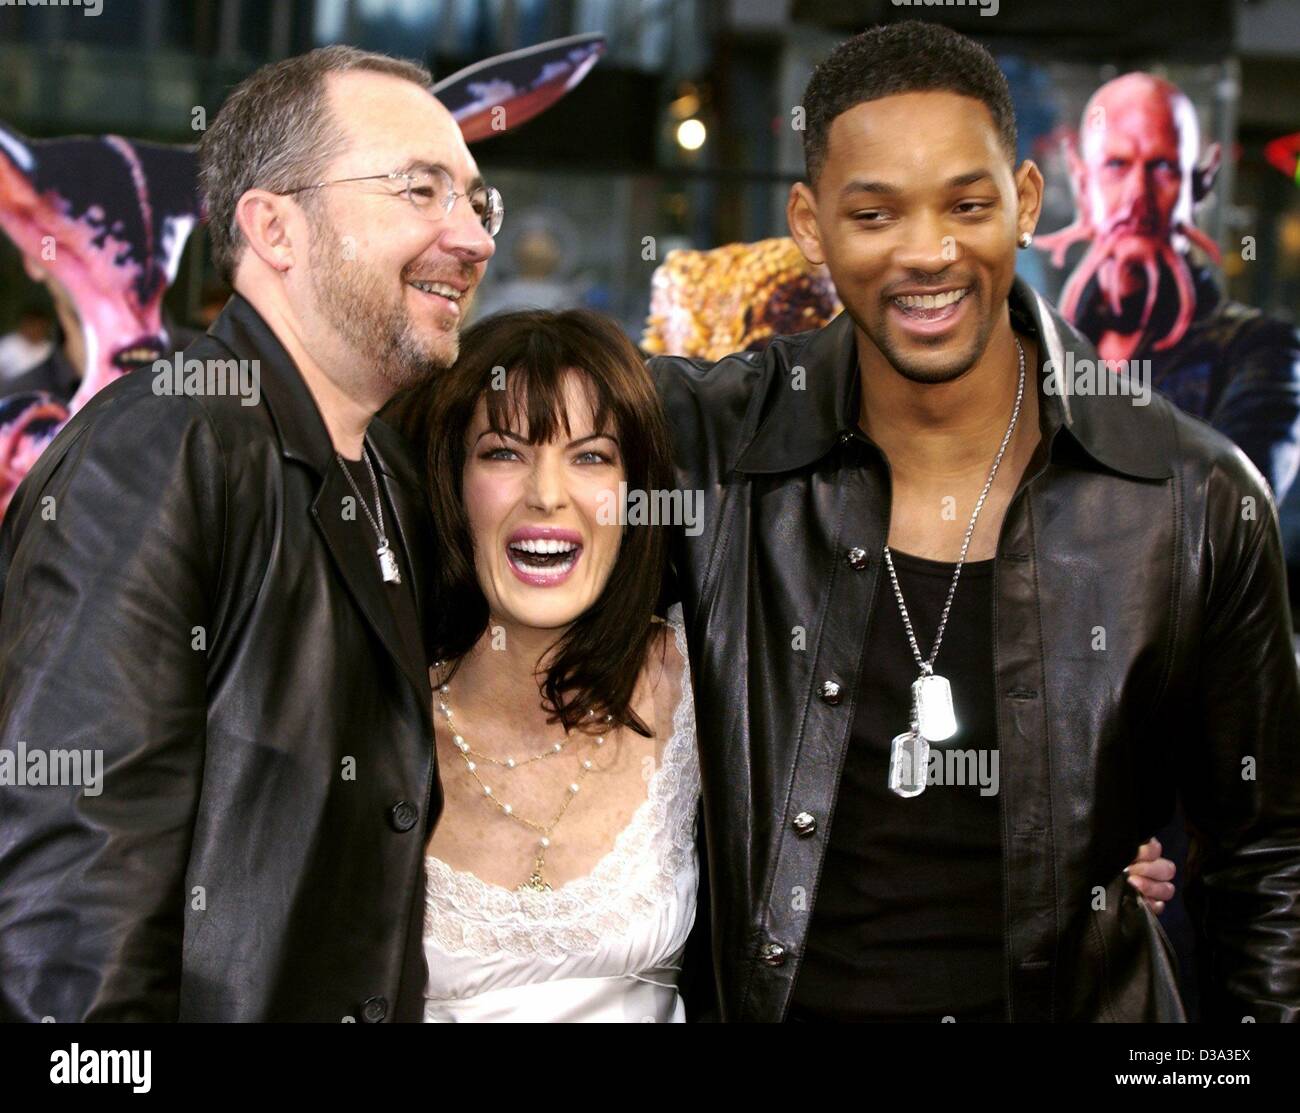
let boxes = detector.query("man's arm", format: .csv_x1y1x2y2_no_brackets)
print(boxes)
1180,451,1300,1022
0,384,226,1021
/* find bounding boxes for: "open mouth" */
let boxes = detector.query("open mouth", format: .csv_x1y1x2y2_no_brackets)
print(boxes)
112,339,165,370
505,534,583,586
889,286,972,335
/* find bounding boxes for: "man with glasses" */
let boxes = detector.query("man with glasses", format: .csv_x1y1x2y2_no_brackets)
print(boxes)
0,45,499,1021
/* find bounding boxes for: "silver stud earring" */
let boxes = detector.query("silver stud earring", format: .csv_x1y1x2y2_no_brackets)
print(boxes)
1017,231,1033,249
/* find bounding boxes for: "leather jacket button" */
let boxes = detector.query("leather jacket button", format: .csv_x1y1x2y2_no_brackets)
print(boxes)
792,811,816,836
845,547,868,570
759,942,788,967
361,995,388,1023
818,679,843,705
388,800,419,832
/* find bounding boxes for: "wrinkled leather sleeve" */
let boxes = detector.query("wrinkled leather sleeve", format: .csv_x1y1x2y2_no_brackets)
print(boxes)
0,387,227,1021
1180,445,1300,1022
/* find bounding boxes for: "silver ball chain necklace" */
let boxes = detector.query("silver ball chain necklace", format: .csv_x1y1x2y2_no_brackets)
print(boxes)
882,335,1025,799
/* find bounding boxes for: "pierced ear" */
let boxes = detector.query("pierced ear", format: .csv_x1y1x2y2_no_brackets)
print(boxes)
787,182,825,267
234,188,297,273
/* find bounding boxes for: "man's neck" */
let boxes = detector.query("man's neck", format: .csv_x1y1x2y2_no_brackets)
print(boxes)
237,284,381,461
856,319,1035,485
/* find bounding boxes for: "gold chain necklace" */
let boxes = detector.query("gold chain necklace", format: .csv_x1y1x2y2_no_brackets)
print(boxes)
434,669,612,892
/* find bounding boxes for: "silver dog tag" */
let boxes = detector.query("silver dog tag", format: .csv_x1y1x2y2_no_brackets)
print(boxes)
913,674,957,742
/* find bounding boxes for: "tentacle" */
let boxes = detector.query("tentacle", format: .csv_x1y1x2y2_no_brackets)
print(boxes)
1139,249,1161,343
1056,240,1106,323
1176,220,1222,265
1153,241,1197,351
1034,220,1094,268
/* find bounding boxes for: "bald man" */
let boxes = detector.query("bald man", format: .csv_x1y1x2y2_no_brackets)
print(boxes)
1039,73,1300,503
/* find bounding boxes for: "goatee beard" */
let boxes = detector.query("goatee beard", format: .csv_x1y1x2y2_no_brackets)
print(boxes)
307,217,461,391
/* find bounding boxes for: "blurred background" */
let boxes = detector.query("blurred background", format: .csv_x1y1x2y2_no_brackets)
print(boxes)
0,0,1296,335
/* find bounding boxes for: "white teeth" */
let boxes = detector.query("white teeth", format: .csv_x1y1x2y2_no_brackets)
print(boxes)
509,538,578,554
894,288,969,309
409,280,461,300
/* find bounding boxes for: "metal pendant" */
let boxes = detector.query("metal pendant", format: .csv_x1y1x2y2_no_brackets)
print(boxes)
913,673,957,742
518,855,552,893
888,730,930,798
519,870,551,893
377,541,401,584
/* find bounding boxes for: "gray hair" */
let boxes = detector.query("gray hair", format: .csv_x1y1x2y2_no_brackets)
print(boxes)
198,45,434,282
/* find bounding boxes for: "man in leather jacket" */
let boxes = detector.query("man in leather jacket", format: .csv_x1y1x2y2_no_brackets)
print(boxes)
0,47,496,1020
657,22,1300,1022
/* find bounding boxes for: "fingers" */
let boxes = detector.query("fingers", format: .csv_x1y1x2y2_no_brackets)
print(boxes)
1127,872,1176,904
1132,837,1163,863
1125,838,1176,910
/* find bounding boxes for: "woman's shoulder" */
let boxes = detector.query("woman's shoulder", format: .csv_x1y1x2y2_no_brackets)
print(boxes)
647,604,689,686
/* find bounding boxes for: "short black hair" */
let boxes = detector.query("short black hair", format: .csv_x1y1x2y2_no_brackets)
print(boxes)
802,20,1018,183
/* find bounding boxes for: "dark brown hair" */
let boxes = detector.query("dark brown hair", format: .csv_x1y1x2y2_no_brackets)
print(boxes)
386,308,675,737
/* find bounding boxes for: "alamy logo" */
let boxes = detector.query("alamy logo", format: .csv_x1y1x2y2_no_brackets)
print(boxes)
152,354,261,407
1042,351,1152,407
50,1045,150,1093
0,0,103,14
597,482,703,536
0,741,103,796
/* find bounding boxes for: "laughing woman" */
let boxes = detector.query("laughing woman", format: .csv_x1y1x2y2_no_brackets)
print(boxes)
386,308,1176,1023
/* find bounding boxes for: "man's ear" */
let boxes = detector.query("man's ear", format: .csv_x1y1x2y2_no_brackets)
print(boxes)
1193,142,1221,203
787,181,825,267
234,188,299,273
1062,136,1087,204
1014,159,1045,240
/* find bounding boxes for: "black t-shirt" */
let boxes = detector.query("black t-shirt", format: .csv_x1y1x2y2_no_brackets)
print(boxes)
788,548,1005,1022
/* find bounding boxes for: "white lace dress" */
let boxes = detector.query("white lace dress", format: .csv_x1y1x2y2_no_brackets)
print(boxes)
422,605,701,1023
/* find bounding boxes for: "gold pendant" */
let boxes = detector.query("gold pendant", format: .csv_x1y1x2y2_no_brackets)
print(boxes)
519,869,551,893
518,854,552,893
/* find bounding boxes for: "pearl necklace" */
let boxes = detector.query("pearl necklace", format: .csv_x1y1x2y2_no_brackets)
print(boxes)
434,667,613,893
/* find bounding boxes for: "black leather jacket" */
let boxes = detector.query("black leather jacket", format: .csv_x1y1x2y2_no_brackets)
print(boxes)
652,277,1300,1022
0,295,440,1021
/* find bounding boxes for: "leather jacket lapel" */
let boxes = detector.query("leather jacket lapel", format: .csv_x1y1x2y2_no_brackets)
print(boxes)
312,459,430,699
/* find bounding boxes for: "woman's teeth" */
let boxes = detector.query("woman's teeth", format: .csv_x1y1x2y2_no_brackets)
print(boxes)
507,538,580,571
511,538,577,555
893,288,970,312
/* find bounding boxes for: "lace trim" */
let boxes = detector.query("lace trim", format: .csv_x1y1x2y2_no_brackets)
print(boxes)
424,604,700,960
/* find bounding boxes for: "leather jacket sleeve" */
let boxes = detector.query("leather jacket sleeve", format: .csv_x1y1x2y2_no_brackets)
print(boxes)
0,387,227,1021
1181,449,1300,1022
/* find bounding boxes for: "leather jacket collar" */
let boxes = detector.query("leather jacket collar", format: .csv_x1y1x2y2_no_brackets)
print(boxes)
734,276,1172,481
209,292,422,490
